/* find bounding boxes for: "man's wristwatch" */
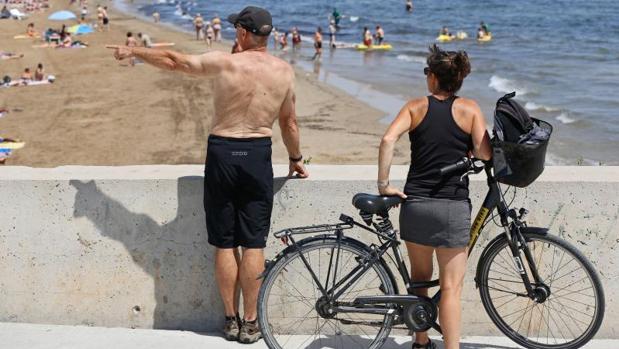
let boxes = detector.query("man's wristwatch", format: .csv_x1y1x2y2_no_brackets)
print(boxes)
289,155,303,162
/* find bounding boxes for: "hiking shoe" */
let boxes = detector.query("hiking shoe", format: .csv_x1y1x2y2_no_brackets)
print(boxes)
238,319,262,344
223,315,241,341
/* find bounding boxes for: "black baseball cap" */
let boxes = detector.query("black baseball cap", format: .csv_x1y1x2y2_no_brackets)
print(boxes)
227,6,273,36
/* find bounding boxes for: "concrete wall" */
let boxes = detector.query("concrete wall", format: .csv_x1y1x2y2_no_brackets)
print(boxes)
0,165,617,337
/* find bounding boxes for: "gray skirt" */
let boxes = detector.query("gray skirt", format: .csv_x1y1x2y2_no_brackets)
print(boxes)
399,196,472,248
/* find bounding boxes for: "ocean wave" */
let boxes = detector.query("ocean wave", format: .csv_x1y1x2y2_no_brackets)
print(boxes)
525,102,559,112
488,75,529,96
556,113,577,124
396,54,426,64
349,16,359,22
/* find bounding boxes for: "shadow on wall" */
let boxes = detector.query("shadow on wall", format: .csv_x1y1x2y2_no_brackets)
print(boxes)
69,176,290,331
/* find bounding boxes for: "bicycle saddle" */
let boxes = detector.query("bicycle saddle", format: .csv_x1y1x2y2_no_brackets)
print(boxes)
352,193,404,214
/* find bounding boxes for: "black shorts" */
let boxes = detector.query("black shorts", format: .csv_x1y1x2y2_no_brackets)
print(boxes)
315,41,322,49
204,135,273,249
103,17,109,25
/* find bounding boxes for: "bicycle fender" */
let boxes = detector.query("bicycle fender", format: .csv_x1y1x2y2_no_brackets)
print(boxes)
474,227,549,288
263,234,400,294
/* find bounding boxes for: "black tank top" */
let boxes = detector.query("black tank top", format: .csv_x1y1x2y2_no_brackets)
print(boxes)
404,95,473,200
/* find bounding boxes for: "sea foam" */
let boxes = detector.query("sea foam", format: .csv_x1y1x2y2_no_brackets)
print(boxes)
556,113,577,124
489,75,529,96
525,102,559,112
396,54,426,64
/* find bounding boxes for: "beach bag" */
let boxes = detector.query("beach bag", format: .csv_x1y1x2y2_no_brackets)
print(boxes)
492,92,553,187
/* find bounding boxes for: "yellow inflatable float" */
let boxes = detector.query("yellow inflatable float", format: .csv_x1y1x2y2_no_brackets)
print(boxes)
477,33,492,42
355,44,393,51
436,34,455,42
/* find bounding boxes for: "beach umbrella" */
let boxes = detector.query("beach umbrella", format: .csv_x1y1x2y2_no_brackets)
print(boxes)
68,24,94,35
48,10,77,21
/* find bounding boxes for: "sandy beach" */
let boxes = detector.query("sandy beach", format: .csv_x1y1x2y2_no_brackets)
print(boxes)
0,0,411,167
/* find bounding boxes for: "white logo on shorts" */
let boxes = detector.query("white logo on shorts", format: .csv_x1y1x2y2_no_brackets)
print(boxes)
231,151,248,156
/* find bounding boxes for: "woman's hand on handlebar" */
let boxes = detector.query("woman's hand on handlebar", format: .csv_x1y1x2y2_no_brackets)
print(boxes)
378,184,407,199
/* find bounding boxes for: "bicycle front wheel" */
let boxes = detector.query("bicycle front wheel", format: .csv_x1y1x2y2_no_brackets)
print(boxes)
478,232,605,349
258,237,396,349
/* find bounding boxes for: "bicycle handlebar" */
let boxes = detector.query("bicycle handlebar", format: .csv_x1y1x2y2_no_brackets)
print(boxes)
438,157,486,178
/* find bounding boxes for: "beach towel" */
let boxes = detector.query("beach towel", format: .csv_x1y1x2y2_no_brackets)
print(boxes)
151,42,175,47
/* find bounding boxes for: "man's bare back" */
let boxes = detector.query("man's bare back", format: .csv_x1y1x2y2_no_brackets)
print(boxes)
209,50,294,138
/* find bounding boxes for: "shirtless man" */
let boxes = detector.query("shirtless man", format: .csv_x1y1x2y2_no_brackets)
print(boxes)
312,26,322,60
106,5,308,344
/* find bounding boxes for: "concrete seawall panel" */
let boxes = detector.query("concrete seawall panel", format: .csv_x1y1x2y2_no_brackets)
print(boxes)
0,165,617,337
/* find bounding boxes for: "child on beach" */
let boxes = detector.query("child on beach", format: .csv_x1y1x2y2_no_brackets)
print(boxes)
34,63,44,81
204,22,214,48
26,22,37,37
152,11,160,23
125,32,137,66
21,68,32,82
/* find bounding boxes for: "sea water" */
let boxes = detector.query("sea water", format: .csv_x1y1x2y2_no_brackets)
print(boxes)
123,0,619,165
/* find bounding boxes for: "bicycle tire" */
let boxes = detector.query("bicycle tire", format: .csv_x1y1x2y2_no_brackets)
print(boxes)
258,236,396,349
478,232,605,349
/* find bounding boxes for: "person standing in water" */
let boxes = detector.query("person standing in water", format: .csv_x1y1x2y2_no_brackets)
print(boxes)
107,5,308,344
291,27,301,49
272,27,280,50
328,20,336,48
406,0,414,12
332,7,341,26
280,31,288,50
312,26,323,60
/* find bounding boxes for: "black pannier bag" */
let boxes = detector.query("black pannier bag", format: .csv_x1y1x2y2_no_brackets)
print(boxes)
492,92,553,187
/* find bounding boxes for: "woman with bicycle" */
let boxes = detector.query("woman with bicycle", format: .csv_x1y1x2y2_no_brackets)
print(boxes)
377,44,492,349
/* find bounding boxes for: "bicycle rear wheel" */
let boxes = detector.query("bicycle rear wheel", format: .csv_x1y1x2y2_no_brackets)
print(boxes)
478,232,605,349
258,237,396,349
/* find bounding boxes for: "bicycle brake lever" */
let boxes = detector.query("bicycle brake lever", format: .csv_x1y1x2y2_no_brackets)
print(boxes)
460,170,474,182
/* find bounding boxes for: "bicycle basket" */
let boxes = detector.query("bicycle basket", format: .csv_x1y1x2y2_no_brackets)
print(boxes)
492,93,553,187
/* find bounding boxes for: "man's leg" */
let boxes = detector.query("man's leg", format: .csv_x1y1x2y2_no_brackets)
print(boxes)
215,247,241,317
239,247,264,321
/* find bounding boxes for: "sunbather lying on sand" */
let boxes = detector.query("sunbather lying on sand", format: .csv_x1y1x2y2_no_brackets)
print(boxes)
0,52,24,60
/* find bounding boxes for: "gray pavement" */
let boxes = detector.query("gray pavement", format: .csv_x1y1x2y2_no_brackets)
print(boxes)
0,322,615,349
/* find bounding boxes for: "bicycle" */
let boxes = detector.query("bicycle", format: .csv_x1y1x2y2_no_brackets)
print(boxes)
257,158,605,349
